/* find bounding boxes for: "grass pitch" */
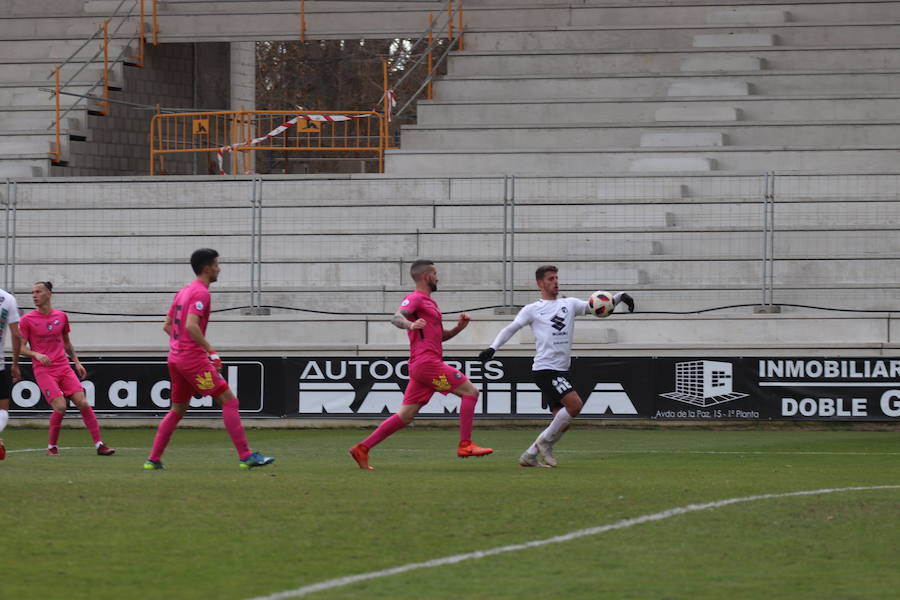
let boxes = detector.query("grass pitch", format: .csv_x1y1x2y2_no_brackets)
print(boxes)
1,426,898,600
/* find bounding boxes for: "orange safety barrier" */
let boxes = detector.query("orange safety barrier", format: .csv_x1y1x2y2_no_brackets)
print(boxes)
149,110,387,175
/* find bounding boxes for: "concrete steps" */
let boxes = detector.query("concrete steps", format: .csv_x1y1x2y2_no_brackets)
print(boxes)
449,48,900,77
465,23,900,52
386,146,900,175
416,95,900,125
400,121,900,150
432,71,900,101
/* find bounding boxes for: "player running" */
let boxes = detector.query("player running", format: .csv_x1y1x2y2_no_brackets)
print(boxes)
478,265,634,467
349,259,492,469
18,281,115,457
0,287,22,460
144,249,273,470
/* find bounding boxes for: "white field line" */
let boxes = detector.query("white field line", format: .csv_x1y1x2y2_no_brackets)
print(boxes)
245,485,900,600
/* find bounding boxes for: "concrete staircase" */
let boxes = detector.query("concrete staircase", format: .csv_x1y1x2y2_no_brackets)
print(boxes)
0,2,136,177
386,0,900,175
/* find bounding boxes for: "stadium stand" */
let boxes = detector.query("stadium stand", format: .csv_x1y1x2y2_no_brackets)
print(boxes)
1,0,898,355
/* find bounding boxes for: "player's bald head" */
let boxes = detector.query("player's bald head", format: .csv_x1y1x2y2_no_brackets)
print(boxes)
410,259,435,281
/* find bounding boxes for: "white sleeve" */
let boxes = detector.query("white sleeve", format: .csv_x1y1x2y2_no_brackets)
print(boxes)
489,306,533,350
6,294,19,324
612,292,624,305
570,297,590,316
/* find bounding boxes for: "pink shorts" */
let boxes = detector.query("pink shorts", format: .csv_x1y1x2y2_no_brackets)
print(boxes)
403,361,468,405
35,364,83,402
168,354,229,403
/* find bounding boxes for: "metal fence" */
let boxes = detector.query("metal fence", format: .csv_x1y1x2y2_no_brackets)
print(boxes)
2,173,898,318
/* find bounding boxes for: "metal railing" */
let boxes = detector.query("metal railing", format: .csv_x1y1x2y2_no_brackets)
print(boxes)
150,110,387,175
47,0,150,163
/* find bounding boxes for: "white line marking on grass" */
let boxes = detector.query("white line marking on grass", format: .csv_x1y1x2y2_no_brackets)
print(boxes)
6,447,143,454
571,450,900,456
246,484,900,600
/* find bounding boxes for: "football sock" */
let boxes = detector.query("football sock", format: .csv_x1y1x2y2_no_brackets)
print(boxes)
0,409,8,433
221,398,251,460
361,414,406,449
459,395,477,443
539,408,573,444
49,410,64,447
79,406,102,444
148,410,183,462
526,443,538,456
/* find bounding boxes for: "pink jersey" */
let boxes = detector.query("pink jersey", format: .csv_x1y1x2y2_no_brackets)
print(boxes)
18,309,71,370
167,280,211,360
398,290,444,366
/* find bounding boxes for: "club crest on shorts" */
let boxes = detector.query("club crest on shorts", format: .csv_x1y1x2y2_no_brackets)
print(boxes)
432,374,451,391
194,371,214,390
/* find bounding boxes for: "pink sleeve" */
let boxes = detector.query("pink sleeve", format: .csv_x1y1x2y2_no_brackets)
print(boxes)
62,313,71,335
398,293,420,317
187,288,210,317
18,316,29,342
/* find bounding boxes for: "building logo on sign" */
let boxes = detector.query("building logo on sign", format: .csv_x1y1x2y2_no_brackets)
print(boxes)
660,360,748,407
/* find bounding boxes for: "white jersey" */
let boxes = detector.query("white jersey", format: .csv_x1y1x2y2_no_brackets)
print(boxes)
0,288,20,370
490,297,589,372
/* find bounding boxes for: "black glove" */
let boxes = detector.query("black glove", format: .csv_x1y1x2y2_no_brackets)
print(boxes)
478,347,495,362
619,293,635,313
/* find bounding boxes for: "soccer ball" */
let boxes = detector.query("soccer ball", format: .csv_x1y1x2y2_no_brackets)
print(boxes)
588,290,615,318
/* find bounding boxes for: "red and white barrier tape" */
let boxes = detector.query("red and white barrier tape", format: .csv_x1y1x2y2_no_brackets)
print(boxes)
216,90,396,175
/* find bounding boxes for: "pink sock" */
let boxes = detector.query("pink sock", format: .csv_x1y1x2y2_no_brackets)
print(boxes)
459,395,477,443
49,410,64,447
222,398,251,460
149,410,183,462
361,414,406,449
79,406,102,444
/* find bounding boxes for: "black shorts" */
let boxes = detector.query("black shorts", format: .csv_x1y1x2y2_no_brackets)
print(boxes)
533,369,576,411
0,368,11,400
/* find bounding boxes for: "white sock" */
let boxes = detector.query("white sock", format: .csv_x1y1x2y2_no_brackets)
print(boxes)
0,409,8,433
48,444,56,450
94,441,103,448
526,443,538,456
539,409,573,444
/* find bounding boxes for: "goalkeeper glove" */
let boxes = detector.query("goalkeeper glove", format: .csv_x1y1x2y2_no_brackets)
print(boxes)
209,351,223,372
618,293,635,313
478,347,495,362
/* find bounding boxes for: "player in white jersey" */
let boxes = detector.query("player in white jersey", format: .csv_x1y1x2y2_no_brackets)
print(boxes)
478,265,634,467
0,288,22,460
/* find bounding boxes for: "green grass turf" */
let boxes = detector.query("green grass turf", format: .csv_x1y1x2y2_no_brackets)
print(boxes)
1,426,898,600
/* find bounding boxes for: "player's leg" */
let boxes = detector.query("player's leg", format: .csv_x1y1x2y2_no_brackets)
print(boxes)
46,396,67,456
68,384,114,456
532,390,582,467
349,379,428,469
38,368,67,455
145,363,190,468
214,386,275,469
521,371,580,467
0,369,11,459
451,379,492,458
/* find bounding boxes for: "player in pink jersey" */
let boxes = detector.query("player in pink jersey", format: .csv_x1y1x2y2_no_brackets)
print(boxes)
144,248,274,470
17,281,114,456
349,259,492,469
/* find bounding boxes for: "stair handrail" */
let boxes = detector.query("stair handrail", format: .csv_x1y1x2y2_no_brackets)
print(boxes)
47,0,147,162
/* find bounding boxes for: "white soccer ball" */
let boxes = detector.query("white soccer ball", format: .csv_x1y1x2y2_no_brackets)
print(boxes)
588,290,615,318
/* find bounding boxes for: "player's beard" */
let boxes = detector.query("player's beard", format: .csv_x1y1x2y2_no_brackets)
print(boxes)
428,280,438,292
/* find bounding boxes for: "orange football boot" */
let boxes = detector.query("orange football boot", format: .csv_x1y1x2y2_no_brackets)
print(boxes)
349,443,374,470
457,440,493,458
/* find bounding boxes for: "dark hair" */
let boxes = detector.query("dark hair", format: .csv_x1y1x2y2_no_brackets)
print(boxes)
34,280,53,292
190,248,219,275
535,265,558,281
409,259,435,281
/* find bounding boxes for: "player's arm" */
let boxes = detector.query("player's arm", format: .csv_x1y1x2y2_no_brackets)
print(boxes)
478,309,530,361
442,312,470,341
185,312,213,353
391,308,425,331
163,315,172,336
613,292,635,312
16,325,51,367
9,322,21,382
62,332,86,379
